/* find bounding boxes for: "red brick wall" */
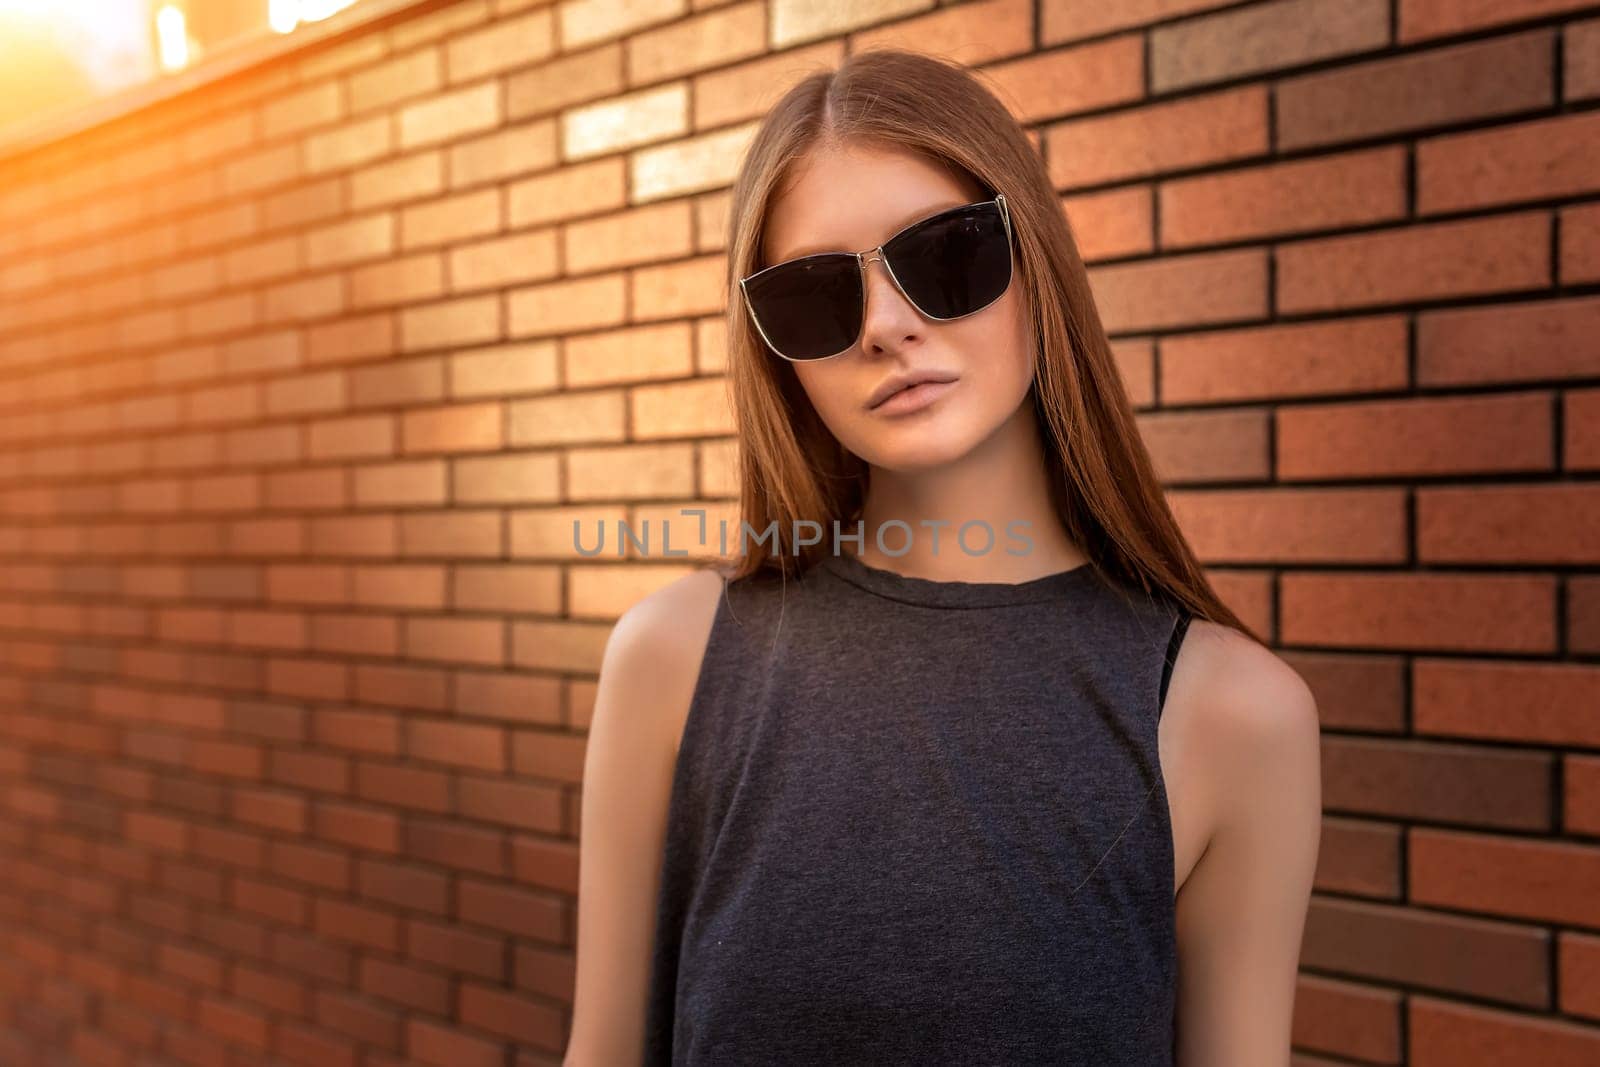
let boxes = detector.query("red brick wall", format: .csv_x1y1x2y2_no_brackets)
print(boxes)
0,0,1597,1064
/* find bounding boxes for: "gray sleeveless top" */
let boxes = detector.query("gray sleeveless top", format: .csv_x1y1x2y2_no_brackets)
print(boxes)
642,549,1192,1064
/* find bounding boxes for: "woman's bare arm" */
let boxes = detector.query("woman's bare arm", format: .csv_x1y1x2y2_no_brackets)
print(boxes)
1171,624,1324,1067
563,568,725,1066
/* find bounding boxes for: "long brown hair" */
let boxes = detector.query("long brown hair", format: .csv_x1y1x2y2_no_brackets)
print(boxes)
714,48,1260,645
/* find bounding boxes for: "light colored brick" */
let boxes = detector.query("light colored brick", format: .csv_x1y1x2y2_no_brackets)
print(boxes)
351,254,445,308
693,41,843,130
304,115,392,174
400,82,502,150
559,0,684,51
354,460,448,506
512,505,630,559
402,401,504,454
261,81,345,140
770,0,933,48
261,275,345,324
562,84,687,161
631,122,756,203
569,563,698,618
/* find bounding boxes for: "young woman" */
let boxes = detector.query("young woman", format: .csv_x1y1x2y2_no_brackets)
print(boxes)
565,49,1321,1067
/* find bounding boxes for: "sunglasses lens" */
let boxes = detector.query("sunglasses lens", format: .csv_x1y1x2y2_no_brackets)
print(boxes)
883,201,1012,320
743,254,863,361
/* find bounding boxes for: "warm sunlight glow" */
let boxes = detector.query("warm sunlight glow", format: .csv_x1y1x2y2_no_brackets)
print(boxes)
270,0,361,34
155,5,189,71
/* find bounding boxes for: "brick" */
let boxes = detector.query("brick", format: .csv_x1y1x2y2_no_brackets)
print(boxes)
399,82,501,150
350,152,445,211
1566,388,1600,470
1135,408,1272,483
1159,146,1405,248
391,2,490,50
1419,994,1600,1063
770,0,931,48
222,142,300,195
1277,30,1555,151
983,35,1143,126
1412,829,1600,928
508,390,626,445
446,9,556,83
566,443,695,501
448,120,560,188
399,188,502,249
508,43,625,119
1568,764,1600,838
631,122,756,203
308,413,396,460
304,115,392,173
449,340,561,398
305,213,394,269
1293,974,1403,1062
1151,0,1389,92
1418,484,1600,564
1301,896,1551,1006
1281,572,1556,653
1088,248,1268,332
403,511,501,560
692,41,843,130
448,230,560,292
298,33,386,82
510,618,610,674
353,460,448,507
404,617,506,668
1313,815,1403,895
453,452,562,504
452,563,562,615
1418,110,1600,214
1568,17,1600,101
559,0,684,51
1323,736,1551,830
508,273,627,337
628,1,766,85
261,81,344,140
1562,202,1600,284
347,48,442,113
1161,315,1407,405
350,357,445,410
1417,296,1600,386
508,158,627,228
1060,185,1153,261
1399,0,1597,42
399,294,501,352
563,201,693,274
1041,0,1233,44
1044,86,1268,189
1416,658,1600,746
261,178,341,230
401,401,503,455
563,322,694,387
1277,392,1554,480
631,255,727,320
351,253,445,308
563,83,687,160
1167,487,1405,563
261,275,345,324
630,378,736,439
408,1018,503,1067
869,0,1036,60
224,235,300,286
1276,212,1550,313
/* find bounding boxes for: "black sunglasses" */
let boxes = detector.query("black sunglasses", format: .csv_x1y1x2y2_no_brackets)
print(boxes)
739,194,1014,362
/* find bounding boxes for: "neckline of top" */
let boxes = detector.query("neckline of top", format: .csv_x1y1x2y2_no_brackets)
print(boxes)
817,549,1099,609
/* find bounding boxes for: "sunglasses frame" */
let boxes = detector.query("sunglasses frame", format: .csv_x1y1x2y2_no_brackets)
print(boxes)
738,192,1013,363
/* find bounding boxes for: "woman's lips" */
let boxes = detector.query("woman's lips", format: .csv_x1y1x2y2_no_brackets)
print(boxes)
870,378,957,415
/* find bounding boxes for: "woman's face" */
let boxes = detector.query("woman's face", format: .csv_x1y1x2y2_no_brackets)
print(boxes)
757,143,1036,473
